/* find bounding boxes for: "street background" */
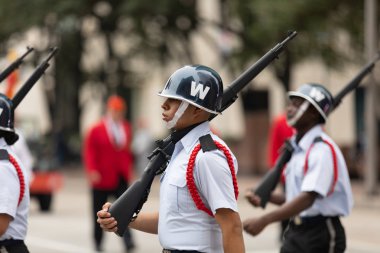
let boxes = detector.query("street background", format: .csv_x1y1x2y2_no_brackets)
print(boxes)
26,167,380,253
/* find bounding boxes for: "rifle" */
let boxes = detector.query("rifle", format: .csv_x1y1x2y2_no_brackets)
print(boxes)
12,47,58,108
254,53,380,208
0,47,34,83
109,31,298,236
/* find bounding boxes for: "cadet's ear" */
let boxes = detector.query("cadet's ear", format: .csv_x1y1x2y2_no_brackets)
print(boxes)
193,107,210,120
307,105,321,123
192,106,202,116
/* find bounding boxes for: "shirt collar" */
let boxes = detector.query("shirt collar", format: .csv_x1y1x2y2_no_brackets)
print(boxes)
296,124,324,151
177,121,212,154
104,115,120,126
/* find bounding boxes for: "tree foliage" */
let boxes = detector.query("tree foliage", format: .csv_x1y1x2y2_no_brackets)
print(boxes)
224,0,368,89
0,0,374,163
0,0,199,164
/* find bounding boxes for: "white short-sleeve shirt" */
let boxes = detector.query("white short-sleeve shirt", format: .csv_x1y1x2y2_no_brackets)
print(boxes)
0,138,30,241
158,122,238,253
284,125,353,217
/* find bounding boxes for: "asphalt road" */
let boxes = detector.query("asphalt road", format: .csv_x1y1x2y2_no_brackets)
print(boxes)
26,168,380,253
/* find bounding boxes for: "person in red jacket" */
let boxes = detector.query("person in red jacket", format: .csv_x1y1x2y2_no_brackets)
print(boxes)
267,113,295,168
83,95,135,252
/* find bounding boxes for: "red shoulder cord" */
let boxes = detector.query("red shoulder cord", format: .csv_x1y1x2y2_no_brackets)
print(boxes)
304,138,338,196
8,154,26,206
186,140,239,217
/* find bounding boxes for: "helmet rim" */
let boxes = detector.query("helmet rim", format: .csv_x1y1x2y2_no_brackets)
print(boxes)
0,126,15,133
158,93,221,114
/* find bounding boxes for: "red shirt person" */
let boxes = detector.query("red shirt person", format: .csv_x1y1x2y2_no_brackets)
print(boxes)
83,95,135,252
267,113,295,168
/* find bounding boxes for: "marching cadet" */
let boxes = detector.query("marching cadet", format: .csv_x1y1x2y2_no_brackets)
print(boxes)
0,95,30,253
97,65,245,253
244,83,353,253
0,46,56,253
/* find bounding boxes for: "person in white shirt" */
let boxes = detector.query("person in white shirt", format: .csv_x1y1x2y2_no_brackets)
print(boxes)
0,94,30,253
244,83,353,253
97,65,245,253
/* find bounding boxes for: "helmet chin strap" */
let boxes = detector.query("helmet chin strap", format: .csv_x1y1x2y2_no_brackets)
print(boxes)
287,100,310,127
166,101,189,129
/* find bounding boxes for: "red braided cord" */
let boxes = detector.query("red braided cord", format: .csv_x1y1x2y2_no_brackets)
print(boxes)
214,141,239,200
186,141,239,217
9,154,25,206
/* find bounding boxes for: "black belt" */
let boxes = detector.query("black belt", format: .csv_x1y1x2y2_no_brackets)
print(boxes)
162,249,202,253
291,215,340,226
0,239,24,247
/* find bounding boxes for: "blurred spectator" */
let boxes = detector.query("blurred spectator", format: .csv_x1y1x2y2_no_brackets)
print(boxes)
267,113,295,168
131,118,154,175
83,95,135,252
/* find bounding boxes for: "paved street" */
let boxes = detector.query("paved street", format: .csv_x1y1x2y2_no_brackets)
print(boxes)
26,168,380,253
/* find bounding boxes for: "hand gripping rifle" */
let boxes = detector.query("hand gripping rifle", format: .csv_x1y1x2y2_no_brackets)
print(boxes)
109,31,298,236
0,47,34,83
254,53,380,208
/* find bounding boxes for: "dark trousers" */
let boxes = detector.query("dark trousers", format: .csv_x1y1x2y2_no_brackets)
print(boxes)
279,219,289,241
92,178,134,250
0,240,29,253
280,216,346,253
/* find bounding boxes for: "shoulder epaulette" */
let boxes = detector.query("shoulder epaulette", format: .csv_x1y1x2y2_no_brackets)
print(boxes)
0,149,9,160
199,134,217,152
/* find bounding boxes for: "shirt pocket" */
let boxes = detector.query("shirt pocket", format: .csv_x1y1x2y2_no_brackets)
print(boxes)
168,175,196,213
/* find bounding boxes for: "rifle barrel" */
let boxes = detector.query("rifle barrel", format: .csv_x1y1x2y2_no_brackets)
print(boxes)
0,47,34,83
12,47,58,109
333,53,380,108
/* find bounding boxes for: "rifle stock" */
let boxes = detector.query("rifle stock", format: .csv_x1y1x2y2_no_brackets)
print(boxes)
110,142,173,236
108,31,298,236
253,54,380,209
254,140,293,208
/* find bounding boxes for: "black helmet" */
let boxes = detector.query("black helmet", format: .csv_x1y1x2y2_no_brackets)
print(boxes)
0,94,18,145
158,65,223,114
288,83,334,122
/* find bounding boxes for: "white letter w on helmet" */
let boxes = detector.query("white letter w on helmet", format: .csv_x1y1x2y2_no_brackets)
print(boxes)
190,81,210,99
309,88,325,102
